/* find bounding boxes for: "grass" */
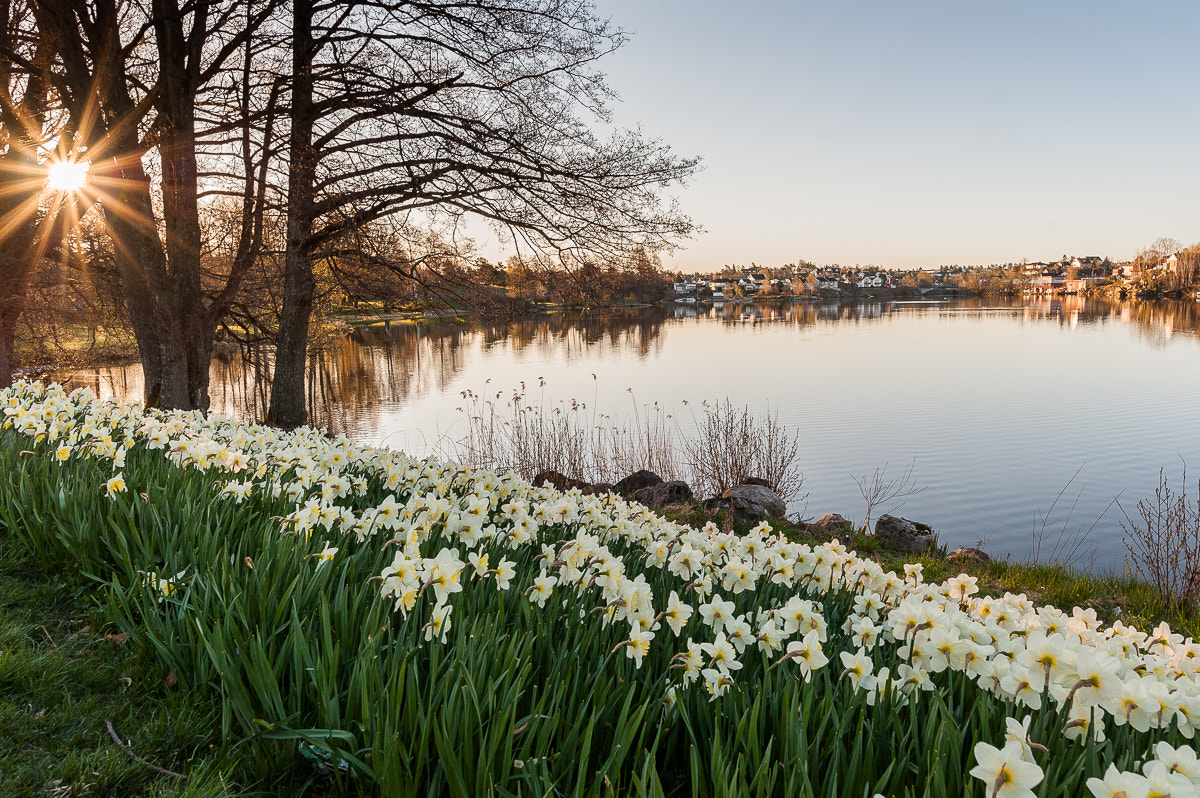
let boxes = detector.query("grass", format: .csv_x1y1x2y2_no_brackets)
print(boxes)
0,543,210,797
0,540,345,798
12,324,138,364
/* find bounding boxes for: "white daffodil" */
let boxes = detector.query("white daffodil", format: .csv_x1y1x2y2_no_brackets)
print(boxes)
104,472,127,498
839,649,874,689
528,575,557,608
969,740,1043,798
663,590,693,636
781,630,828,683
311,541,338,567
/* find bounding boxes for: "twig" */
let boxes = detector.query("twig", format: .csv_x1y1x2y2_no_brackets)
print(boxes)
104,719,186,780
40,626,58,651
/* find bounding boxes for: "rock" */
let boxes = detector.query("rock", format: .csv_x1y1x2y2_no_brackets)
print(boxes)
727,496,769,522
633,480,693,509
721,484,787,519
947,547,991,567
614,469,663,497
580,482,615,496
812,513,854,533
532,470,589,492
874,514,936,554
740,477,774,489
702,496,731,513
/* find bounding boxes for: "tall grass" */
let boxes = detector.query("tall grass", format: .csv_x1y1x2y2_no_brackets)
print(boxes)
443,386,804,502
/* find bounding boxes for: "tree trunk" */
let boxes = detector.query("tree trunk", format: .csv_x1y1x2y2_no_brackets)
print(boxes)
0,0,47,388
267,0,316,428
0,232,35,389
154,0,210,412
95,143,189,409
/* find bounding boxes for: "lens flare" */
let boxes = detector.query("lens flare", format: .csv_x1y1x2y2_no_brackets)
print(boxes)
46,160,89,192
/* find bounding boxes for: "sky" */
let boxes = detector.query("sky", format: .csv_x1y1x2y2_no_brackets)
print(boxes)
575,0,1200,271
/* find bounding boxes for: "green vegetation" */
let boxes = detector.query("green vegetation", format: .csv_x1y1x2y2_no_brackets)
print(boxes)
0,545,244,797
3,382,1199,796
661,506,1200,640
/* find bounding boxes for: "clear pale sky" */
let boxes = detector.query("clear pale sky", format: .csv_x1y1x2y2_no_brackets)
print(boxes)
589,0,1200,271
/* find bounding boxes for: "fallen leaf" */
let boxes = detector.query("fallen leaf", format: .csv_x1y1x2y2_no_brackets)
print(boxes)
165,670,177,689
105,633,130,644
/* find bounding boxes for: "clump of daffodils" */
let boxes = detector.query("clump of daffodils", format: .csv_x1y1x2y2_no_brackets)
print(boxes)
6,379,1200,790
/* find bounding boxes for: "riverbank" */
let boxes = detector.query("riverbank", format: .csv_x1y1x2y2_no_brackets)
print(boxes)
5,381,1199,796
657,504,1197,640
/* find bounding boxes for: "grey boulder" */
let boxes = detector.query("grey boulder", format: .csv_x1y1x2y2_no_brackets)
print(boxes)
874,514,936,553
721,484,787,520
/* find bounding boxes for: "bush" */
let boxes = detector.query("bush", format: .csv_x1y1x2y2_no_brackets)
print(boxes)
682,399,804,502
446,390,806,505
1121,468,1200,609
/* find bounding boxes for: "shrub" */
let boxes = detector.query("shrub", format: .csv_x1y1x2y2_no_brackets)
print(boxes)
1120,468,1200,609
681,399,804,502
447,389,805,504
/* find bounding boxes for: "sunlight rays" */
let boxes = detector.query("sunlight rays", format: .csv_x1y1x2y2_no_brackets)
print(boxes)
46,159,88,192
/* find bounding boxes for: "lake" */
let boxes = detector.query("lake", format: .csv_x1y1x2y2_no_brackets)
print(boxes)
59,296,1200,569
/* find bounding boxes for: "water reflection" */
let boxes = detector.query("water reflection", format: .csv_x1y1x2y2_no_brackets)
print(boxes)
50,296,1200,564
57,297,1200,432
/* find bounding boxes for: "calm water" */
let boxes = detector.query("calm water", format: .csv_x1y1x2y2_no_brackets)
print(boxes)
59,296,1200,569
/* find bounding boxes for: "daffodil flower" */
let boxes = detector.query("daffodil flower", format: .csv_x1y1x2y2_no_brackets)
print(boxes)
104,472,127,498
969,740,1043,798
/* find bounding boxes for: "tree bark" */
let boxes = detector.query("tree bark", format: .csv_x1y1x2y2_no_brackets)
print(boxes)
153,0,210,410
267,0,315,427
0,0,45,387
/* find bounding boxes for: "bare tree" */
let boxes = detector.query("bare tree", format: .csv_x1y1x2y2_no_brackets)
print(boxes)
853,459,926,532
7,0,695,423
265,0,699,427
27,0,283,409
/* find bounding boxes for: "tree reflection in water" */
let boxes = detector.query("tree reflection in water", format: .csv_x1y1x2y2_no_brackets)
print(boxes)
53,297,1200,435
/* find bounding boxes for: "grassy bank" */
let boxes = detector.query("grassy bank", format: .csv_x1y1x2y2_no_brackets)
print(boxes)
0,545,240,797
3,382,1199,797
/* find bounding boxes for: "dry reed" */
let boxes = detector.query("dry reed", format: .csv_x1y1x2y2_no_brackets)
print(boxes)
442,386,804,504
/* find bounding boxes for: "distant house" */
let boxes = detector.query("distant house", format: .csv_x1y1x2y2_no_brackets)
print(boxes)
673,282,687,293
1165,253,1180,273
1023,275,1065,293
1064,277,1105,293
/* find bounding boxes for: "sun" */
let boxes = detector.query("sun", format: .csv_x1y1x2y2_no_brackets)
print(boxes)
46,159,89,192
